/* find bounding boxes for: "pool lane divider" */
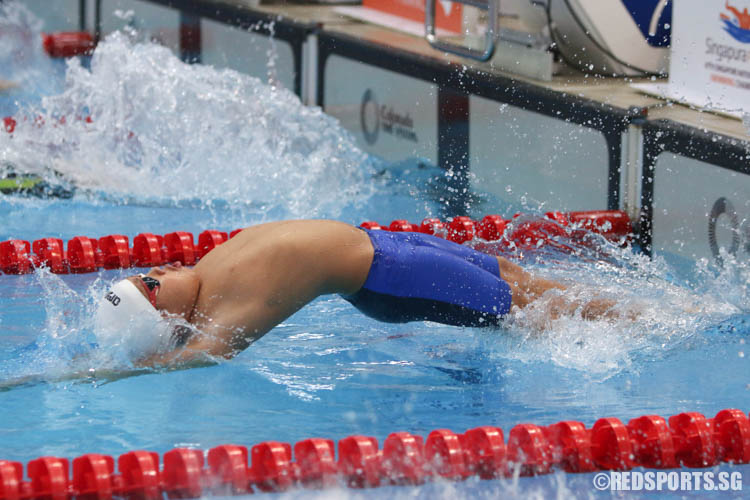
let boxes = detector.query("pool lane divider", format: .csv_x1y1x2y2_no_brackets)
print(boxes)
0,409,748,499
41,32,96,59
0,210,632,275
3,113,94,136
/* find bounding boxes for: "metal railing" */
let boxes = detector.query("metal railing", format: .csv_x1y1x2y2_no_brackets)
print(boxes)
425,0,498,61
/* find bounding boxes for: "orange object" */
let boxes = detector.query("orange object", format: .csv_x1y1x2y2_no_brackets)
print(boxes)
363,0,462,34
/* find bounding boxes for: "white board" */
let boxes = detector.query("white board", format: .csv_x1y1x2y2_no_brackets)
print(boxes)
201,19,295,92
469,95,610,211
324,55,438,164
99,0,180,53
652,153,750,262
639,0,750,116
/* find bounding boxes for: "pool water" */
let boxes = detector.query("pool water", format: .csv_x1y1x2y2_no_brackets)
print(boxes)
1,4,749,499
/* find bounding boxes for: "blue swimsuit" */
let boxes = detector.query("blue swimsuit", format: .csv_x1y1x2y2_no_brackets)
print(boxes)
343,229,512,327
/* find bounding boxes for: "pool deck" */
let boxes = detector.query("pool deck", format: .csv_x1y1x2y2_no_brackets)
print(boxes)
252,2,748,143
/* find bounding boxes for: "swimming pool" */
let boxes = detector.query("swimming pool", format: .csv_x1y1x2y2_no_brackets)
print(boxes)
1,4,749,499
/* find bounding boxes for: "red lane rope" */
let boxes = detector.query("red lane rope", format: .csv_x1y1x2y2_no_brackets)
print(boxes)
361,209,632,247
42,32,96,58
0,230,238,275
0,210,632,275
0,409,748,498
2,114,93,135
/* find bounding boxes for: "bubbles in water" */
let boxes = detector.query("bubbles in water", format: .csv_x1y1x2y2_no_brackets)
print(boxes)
489,235,746,378
693,250,750,312
0,268,197,388
1,31,376,219
0,1,746,396
0,268,99,387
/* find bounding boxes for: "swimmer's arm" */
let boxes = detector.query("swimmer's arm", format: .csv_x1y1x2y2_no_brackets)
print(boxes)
139,300,308,367
136,333,232,368
135,334,234,368
137,320,269,367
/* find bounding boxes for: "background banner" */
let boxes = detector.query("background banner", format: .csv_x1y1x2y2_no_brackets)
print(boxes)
668,0,750,115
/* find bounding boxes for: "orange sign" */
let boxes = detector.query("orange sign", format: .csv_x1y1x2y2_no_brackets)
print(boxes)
363,0,463,34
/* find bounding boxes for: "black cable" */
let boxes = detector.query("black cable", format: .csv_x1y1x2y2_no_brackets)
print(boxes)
80,0,86,32
545,0,667,77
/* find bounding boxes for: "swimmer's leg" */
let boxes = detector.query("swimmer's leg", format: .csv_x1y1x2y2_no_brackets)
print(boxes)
494,256,564,309
495,256,623,320
345,233,512,326
405,231,501,276
407,233,620,319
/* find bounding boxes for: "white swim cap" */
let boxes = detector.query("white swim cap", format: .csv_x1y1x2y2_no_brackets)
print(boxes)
94,279,172,360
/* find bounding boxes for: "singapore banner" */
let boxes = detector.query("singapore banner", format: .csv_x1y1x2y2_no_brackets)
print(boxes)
637,0,750,116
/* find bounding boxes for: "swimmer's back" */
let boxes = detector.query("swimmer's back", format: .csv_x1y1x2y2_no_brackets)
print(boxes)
197,220,372,292
191,221,374,340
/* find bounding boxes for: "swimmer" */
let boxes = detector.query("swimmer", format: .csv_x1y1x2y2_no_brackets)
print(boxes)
94,220,618,365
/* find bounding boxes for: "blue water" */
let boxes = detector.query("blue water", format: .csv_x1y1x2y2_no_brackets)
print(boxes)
1,4,749,499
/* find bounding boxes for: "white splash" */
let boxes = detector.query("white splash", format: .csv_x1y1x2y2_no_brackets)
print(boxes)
1,32,375,218
495,239,745,377
0,268,193,387
0,1,61,111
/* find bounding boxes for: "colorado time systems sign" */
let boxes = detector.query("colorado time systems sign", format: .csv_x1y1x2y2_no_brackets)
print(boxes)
360,89,418,145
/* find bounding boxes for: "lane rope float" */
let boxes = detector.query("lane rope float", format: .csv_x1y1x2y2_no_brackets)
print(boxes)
0,210,632,275
41,32,96,58
0,408,748,498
